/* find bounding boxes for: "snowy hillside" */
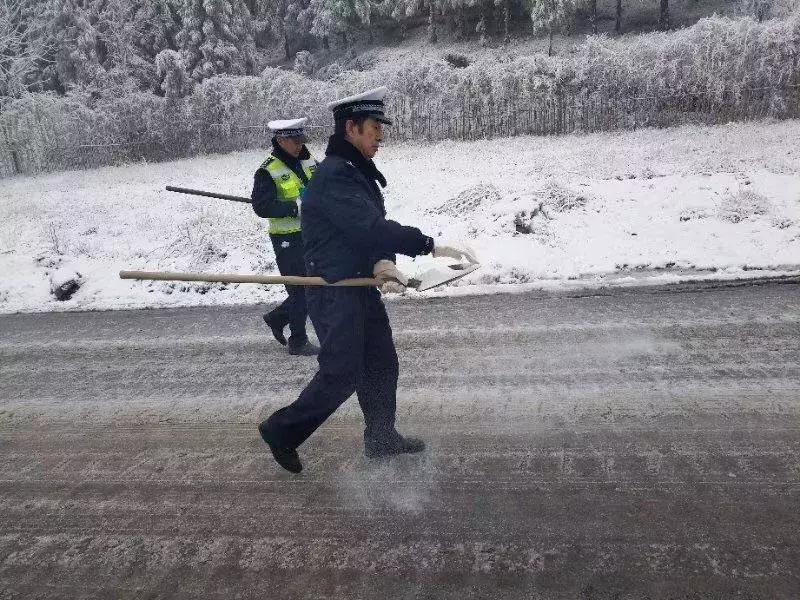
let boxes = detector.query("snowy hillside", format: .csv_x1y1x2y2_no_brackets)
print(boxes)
1,119,799,314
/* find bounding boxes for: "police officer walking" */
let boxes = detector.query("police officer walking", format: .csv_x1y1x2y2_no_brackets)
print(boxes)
258,88,477,473
252,118,319,356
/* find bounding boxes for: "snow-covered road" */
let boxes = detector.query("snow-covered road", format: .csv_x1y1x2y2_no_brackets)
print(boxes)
1,279,798,598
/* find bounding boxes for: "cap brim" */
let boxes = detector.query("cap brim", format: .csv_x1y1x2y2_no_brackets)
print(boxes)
276,133,308,143
375,115,393,125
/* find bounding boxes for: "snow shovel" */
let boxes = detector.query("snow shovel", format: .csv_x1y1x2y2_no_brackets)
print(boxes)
119,262,479,292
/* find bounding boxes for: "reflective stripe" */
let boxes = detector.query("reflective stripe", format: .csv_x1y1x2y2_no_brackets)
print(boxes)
262,155,316,235
269,216,301,235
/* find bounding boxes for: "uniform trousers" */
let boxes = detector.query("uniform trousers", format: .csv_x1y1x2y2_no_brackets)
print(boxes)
267,231,308,345
262,286,399,449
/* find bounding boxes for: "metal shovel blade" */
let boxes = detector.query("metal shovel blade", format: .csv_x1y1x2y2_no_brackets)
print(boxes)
409,263,481,292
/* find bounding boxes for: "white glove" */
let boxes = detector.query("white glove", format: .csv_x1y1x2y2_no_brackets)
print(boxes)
432,242,479,264
373,259,407,294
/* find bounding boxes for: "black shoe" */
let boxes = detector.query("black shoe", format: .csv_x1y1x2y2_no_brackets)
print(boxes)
263,312,287,346
364,431,426,459
258,422,302,473
288,340,320,356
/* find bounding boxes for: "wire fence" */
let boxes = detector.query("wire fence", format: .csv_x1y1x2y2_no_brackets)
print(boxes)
1,82,799,178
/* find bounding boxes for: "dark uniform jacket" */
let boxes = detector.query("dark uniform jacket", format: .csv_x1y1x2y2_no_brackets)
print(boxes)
301,134,434,283
251,139,312,219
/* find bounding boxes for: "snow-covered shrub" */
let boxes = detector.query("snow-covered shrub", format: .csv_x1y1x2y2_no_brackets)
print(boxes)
343,50,377,72
679,207,710,222
316,61,344,80
444,53,471,68
188,76,267,133
772,217,795,229
259,67,338,127
718,188,772,222
294,50,317,76
574,12,800,99
538,180,591,212
772,0,800,18
429,184,501,217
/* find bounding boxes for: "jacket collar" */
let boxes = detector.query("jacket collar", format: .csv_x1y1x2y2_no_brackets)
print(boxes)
325,134,387,188
271,137,310,165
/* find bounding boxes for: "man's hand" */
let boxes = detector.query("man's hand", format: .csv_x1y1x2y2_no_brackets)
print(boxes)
373,259,408,294
432,242,479,264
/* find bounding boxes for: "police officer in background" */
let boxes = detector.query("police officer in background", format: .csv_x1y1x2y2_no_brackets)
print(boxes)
258,88,477,473
252,118,319,356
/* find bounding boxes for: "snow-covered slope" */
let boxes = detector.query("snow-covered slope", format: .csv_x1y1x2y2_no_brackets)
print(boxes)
1,119,799,313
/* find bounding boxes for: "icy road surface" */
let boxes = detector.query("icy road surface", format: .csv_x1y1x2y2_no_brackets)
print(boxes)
1,279,799,598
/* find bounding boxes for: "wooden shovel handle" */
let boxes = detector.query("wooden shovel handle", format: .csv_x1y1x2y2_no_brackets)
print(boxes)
119,270,380,287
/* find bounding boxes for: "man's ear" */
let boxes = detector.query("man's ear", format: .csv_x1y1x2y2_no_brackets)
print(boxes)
345,119,366,137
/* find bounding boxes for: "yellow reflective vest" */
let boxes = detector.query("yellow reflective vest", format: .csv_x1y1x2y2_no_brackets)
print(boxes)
261,155,317,235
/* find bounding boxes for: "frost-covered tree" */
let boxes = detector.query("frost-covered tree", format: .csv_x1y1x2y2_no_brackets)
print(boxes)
609,0,664,34
280,0,317,56
476,13,487,45
428,0,438,42
659,0,669,30
364,0,423,40
311,0,374,46
741,0,773,22
586,0,597,33
47,0,106,93
495,0,512,42
527,0,579,55
0,0,55,99
132,0,181,59
176,0,257,82
244,0,297,56
42,0,182,96
440,0,473,39
156,48,191,100
437,0,502,41
244,0,279,50
92,0,157,92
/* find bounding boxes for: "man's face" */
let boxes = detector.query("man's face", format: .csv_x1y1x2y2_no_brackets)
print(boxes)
277,136,304,158
346,117,384,159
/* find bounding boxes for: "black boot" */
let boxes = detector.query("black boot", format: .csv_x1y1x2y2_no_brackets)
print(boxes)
263,312,287,346
288,339,320,356
258,422,302,473
364,430,426,459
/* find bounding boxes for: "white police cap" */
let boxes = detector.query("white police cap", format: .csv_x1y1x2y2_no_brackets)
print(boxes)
327,87,392,125
268,117,308,141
